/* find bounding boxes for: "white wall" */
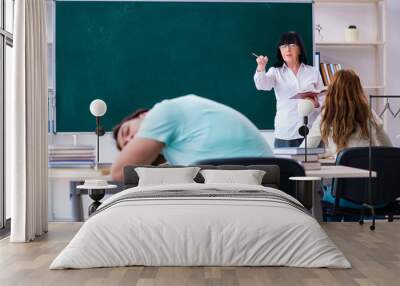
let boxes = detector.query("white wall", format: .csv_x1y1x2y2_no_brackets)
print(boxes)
385,0,400,147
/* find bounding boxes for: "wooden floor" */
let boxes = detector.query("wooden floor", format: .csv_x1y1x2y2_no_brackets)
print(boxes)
0,222,399,286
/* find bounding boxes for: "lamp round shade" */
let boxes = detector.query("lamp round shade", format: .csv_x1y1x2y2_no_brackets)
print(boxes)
297,99,314,116
90,99,107,117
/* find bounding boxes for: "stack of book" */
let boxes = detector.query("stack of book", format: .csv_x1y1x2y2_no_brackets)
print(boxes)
319,63,343,86
48,145,96,168
274,147,325,170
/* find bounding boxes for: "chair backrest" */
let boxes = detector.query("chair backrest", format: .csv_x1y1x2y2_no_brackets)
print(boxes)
333,147,400,205
194,157,305,197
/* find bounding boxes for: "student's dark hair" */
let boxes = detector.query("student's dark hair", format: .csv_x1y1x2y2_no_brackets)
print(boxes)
112,108,149,150
274,31,308,68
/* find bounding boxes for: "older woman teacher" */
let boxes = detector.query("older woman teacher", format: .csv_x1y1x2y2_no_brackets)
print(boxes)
254,31,324,148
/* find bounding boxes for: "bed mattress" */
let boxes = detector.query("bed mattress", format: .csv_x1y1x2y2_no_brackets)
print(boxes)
50,183,350,269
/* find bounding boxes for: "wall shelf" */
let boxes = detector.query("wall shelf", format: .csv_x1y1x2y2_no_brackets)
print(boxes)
315,0,384,4
324,85,385,90
316,41,385,47
314,0,386,101
364,85,386,89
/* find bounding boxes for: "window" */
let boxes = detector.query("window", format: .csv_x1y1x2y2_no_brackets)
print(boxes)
0,0,13,232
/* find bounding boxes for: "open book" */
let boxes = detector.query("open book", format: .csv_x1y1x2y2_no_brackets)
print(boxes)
289,89,327,100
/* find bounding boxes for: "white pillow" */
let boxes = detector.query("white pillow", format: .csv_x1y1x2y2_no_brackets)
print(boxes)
135,167,201,186
200,169,266,185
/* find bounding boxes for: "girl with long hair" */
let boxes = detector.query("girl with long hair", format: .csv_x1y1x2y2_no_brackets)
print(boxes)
305,69,392,221
306,69,391,156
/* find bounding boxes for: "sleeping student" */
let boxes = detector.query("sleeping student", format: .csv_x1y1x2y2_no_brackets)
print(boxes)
110,94,272,181
254,31,324,148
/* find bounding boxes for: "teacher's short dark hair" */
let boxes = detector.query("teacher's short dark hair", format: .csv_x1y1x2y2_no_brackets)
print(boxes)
112,108,149,150
274,31,308,68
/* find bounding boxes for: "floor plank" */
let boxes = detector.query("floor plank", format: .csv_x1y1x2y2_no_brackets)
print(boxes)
0,222,399,286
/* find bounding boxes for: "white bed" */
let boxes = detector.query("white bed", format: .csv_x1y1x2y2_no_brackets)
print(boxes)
50,183,351,269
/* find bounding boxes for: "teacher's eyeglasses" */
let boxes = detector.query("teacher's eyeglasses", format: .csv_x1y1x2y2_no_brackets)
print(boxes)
279,44,298,50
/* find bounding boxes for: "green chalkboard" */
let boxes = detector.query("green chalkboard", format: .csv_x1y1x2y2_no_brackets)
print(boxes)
56,1,312,132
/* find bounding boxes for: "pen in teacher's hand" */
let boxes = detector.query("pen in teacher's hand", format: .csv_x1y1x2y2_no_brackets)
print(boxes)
251,52,259,58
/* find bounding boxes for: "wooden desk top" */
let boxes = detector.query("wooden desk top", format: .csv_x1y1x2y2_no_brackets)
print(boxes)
49,164,376,181
319,157,336,165
48,167,111,180
306,165,377,179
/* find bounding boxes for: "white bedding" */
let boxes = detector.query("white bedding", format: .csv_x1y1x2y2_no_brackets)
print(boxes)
50,183,351,269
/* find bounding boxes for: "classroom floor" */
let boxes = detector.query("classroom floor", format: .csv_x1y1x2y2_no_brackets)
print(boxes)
0,222,399,286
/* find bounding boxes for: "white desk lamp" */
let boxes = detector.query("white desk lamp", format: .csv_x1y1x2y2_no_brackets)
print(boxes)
297,99,314,162
90,99,107,170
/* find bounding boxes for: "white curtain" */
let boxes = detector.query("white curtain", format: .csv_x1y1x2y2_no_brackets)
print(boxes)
9,0,48,242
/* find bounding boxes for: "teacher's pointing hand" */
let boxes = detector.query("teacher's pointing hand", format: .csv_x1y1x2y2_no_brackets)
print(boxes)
256,55,268,72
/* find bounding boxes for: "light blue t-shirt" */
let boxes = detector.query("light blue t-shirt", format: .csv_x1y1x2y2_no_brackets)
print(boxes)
136,95,272,165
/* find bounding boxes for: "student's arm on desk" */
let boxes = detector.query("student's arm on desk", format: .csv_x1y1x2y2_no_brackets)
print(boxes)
111,137,164,181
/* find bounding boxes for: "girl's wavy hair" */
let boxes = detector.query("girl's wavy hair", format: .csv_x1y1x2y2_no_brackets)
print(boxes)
320,69,377,152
